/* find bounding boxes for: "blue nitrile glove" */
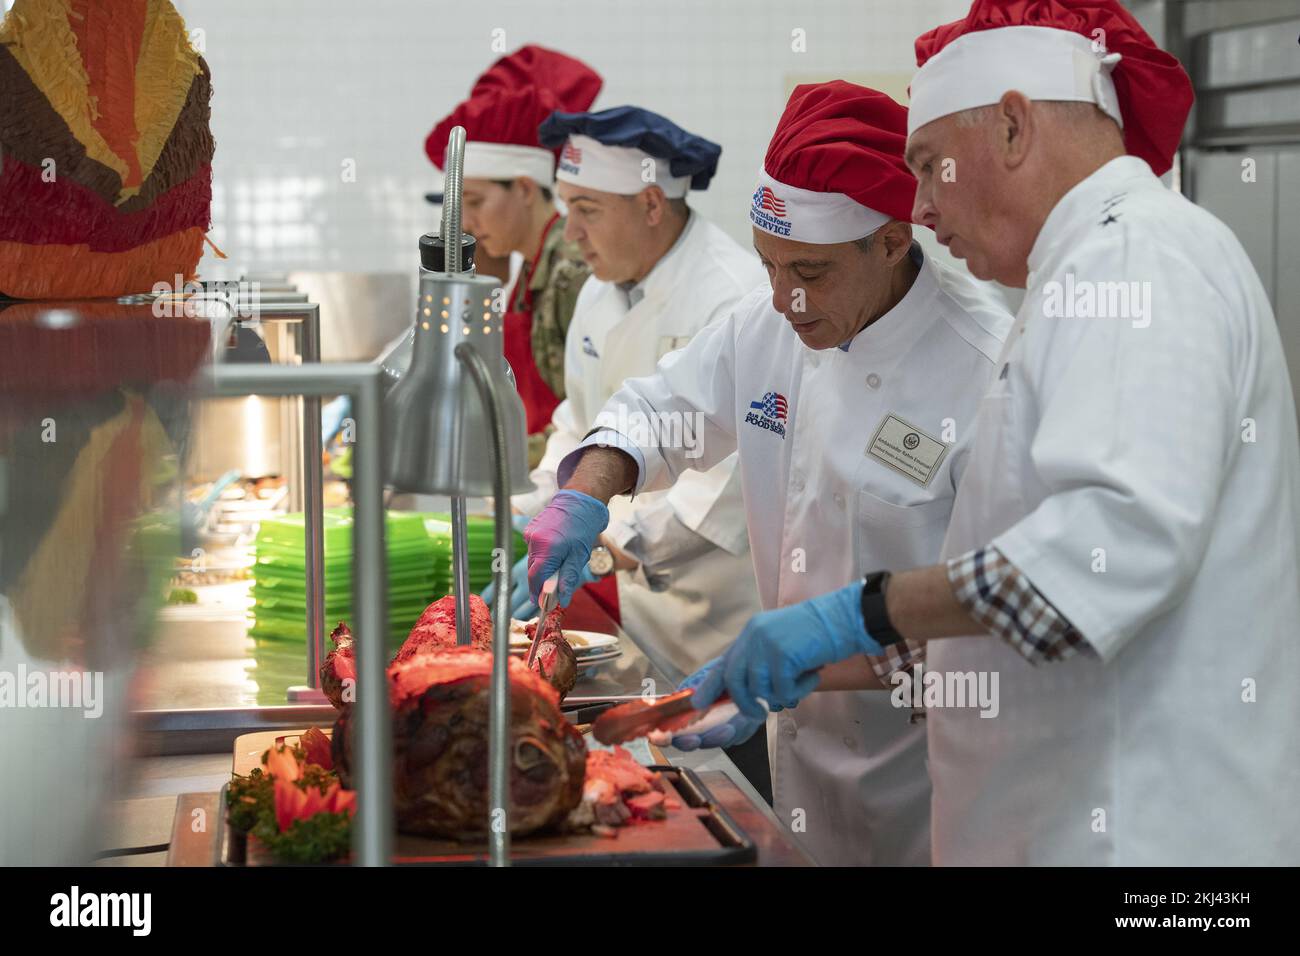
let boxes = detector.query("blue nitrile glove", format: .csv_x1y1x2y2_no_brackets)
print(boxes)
668,657,767,752
508,555,538,620
693,582,884,719
524,490,609,607
482,554,534,618
322,395,351,444
481,514,531,607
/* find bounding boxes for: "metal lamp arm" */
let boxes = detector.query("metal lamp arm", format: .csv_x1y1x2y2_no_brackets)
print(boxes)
455,340,515,868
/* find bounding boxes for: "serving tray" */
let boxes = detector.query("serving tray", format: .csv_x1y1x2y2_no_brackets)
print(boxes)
223,729,756,866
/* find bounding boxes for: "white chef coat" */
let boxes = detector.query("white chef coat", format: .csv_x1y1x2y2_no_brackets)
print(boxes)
563,245,1012,865
932,155,1300,865
515,212,766,676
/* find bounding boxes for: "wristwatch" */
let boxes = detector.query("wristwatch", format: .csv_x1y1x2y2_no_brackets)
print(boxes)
588,545,615,579
860,571,905,646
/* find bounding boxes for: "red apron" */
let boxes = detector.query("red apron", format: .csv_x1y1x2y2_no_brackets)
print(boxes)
502,214,563,435
583,572,620,624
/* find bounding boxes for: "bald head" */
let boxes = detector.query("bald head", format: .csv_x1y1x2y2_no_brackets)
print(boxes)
905,91,1126,287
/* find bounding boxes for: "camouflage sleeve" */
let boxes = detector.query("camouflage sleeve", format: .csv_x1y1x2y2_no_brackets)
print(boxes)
529,247,590,401
526,428,552,471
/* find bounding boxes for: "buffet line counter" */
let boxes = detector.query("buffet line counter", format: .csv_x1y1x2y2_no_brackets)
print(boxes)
109,589,811,866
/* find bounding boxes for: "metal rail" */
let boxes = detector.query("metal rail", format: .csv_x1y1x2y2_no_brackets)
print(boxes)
249,302,327,699
451,494,473,645
182,292,329,699
199,362,392,866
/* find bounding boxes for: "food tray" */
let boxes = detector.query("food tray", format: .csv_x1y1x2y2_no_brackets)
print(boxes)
222,730,756,866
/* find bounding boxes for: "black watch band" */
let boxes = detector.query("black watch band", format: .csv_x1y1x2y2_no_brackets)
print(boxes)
861,570,905,647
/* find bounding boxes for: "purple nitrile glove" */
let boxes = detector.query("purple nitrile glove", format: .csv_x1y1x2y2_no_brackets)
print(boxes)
523,489,609,608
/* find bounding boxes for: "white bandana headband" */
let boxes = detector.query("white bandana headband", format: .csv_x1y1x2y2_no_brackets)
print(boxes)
908,25,1123,136
460,141,556,187
554,134,691,198
748,166,890,244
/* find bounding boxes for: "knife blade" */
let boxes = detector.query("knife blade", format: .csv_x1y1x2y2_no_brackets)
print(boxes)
525,574,559,667
537,574,558,619
563,695,671,706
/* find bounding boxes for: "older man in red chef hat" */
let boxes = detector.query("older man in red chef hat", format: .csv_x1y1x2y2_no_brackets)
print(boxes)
521,81,1015,866
682,0,1300,865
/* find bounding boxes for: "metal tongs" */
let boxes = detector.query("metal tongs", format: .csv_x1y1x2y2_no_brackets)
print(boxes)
591,689,737,745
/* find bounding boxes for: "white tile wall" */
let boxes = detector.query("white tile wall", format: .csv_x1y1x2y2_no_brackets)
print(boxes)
172,0,975,279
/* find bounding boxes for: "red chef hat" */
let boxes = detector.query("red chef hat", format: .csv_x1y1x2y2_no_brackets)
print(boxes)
425,45,602,186
470,44,602,107
908,0,1193,176
751,81,916,245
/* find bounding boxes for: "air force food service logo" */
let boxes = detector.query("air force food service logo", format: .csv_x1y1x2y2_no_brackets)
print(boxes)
750,185,791,237
558,141,583,176
745,390,788,438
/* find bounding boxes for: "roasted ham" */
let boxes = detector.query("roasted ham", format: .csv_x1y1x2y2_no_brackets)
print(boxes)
566,746,681,833
331,646,586,838
394,593,494,660
323,593,577,703
524,607,578,699
319,621,355,710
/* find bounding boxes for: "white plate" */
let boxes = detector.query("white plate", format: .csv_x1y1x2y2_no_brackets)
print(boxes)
572,646,622,660
576,648,623,671
507,627,619,653
509,646,622,665
558,629,620,652
507,643,623,660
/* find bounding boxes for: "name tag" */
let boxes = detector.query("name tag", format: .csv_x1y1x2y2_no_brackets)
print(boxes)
867,414,949,487
657,335,692,360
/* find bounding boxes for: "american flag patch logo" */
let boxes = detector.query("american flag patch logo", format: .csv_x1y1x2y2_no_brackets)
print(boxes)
752,185,787,217
561,142,583,165
749,391,788,421
750,184,792,237
744,389,789,438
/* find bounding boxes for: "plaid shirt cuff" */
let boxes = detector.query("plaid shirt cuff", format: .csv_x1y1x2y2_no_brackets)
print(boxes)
866,636,925,683
946,547,1095,664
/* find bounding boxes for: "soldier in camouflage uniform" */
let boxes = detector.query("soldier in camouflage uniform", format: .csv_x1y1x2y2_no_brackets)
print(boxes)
503,207,590,468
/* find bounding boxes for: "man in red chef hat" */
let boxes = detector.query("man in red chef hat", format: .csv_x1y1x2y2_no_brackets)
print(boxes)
521,81,1015,866
426,46,601,468
684,1,1300,865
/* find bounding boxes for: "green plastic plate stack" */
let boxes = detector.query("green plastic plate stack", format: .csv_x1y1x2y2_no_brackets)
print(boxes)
421,511,525,597
247,508,523,704
248,508,432,702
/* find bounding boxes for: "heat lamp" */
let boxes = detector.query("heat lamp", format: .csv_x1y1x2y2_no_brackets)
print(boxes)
382,125,532,867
